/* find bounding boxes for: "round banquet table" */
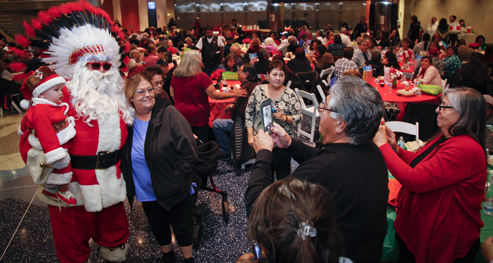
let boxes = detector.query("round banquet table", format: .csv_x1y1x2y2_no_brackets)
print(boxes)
208,80,241,127
369,78,440,120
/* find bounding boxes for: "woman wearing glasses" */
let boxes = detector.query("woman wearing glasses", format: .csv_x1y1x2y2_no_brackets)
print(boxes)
121,73,198,263
374,87,487,262
143,66,170,102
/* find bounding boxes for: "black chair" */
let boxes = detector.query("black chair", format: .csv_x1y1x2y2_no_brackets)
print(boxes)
402,102,440,142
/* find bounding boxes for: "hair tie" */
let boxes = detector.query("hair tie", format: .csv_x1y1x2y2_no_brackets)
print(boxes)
297,221,317,240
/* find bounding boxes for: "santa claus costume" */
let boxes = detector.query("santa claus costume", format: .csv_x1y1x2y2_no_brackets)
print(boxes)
17,1,135,262
18,66,77,205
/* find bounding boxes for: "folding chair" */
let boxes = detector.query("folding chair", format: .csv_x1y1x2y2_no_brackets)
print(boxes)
295,88,320,143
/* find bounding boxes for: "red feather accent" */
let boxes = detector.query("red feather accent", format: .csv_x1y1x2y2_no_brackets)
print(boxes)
31,18,43,31
9,62,27,73
9,47,27,60
78,0,97,13
12,73,29,83
24,20,36,38
15,35,31,48
37,10,53,25
62,2,84,13
124,42,131,53
123,56,130,65
47,6,64,18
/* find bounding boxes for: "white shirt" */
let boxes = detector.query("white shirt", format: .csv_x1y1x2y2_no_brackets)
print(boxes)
278,39,289,55
426,21,438,36
340,33,352,48
196,36,224,50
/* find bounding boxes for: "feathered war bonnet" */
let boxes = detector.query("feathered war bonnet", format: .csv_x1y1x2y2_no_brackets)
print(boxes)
15,0,125,79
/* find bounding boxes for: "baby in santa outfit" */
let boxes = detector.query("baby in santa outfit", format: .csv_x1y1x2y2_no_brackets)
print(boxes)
19,66,77,205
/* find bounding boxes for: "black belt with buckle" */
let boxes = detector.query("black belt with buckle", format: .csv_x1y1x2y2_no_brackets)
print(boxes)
71,150,121,170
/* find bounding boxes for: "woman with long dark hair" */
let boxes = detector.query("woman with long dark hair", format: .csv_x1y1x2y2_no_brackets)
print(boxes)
407,15,423,48
236,178,348,263
437,18,450,44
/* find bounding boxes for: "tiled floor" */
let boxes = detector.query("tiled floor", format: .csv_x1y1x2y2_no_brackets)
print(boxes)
0,111,255,263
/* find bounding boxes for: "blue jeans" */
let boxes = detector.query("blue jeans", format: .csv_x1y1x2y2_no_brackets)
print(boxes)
212,119,233,155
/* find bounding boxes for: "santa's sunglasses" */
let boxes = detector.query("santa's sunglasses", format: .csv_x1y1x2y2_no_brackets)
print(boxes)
87,62,112,71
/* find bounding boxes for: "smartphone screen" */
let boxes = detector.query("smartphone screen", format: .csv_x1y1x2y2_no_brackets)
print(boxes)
252,241,262,260
261,99,273,132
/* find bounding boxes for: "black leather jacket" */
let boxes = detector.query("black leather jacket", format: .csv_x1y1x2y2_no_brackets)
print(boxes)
121,97,198,210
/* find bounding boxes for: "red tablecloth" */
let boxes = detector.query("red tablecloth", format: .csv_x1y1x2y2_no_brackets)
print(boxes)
398,62,415,74
208,80,241,127
369,79,440,120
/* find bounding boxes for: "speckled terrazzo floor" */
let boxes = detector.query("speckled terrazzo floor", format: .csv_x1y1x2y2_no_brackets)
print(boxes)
0,110,304,263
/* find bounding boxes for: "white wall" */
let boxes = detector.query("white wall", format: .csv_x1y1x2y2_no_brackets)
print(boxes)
411,0,493,44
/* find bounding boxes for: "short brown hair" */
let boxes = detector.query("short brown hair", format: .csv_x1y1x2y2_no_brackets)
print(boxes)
268,60,286,74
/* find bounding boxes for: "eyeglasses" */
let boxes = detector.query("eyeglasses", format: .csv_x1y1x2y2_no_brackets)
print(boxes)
134,87,155,96
438,104,454,112
152,81,164,86
87,62,112,71
318,105,337,113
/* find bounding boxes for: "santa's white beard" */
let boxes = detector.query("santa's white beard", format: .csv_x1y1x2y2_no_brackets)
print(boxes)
67,63,134,125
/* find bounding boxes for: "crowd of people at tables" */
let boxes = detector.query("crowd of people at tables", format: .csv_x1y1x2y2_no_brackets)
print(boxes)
3,12,493,263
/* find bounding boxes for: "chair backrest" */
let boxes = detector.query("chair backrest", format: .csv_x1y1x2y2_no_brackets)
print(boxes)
403,71,414,81
316,85,326,104
441,78,448,90
320,66,334,81
295,88,319,115
386,121,419,141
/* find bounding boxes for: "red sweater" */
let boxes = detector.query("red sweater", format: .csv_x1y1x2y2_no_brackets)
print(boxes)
380,135,486,263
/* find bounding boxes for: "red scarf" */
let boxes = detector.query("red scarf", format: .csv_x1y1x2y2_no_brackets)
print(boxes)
418,66,428,78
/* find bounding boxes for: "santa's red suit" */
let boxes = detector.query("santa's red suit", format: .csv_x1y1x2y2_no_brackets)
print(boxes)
20,88,130,262
19,98,75,185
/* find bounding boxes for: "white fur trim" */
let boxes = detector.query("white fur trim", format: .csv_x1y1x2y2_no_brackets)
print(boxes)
51,154,70,169
32,76,66,98
79,184,103,212
96,108,126,209
26,148,53,185
45,171,72,185
18,125,24,136
28,122,76,151
44,147,68,165
100,243,129,262
32,97,57,106
20,99,30,110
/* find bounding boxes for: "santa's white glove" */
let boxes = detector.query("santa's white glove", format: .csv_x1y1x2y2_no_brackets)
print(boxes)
51,154,71,169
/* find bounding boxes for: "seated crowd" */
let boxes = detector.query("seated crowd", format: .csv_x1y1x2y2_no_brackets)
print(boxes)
3,13,493,263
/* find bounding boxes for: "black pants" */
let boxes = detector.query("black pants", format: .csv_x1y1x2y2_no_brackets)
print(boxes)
141,194,194,247
449,34,458,46
396,233,479,263
272,147,291,180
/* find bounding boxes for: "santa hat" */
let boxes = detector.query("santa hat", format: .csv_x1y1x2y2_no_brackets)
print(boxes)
17,0,125,79
20,66,66,109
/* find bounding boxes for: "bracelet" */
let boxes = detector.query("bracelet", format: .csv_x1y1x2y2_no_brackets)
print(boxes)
284,115,289,122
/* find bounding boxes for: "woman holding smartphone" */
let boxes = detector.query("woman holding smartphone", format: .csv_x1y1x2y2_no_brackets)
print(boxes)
245,60,302,180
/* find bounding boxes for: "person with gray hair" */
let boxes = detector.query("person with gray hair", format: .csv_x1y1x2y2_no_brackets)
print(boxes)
246,76,388,263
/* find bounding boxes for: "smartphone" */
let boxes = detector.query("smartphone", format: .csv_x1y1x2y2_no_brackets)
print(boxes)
260,98,273,133
252,240,262,260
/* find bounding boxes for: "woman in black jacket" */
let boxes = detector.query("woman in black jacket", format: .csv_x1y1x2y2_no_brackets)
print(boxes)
121,73,198,263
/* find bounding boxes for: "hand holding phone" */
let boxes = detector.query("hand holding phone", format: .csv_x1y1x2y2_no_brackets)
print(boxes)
260,98,273,133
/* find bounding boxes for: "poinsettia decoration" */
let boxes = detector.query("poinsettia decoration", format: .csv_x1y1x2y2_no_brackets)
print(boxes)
389,67,403,82
211,69,225,81
168,47,178,54
400,49,412,62
468,43,480,49
242,38,251,44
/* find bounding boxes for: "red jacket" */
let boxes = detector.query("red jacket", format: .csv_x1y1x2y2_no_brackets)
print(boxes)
380,135,485,263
